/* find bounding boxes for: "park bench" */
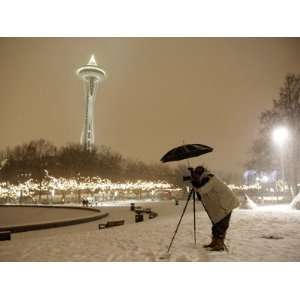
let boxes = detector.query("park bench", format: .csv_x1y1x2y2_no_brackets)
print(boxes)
130,205,157,222
134,206,144,213
134,207,152,213
98,220,125,230
149,212,158,219
0,231,11,241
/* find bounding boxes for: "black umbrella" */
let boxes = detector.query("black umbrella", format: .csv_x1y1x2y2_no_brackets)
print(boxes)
160,143,213,163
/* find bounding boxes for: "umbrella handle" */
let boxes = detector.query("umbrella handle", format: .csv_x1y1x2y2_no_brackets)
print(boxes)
187,158,191,168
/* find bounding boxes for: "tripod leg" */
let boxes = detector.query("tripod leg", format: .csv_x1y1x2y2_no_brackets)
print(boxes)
193,190,196,244
167,189,193,253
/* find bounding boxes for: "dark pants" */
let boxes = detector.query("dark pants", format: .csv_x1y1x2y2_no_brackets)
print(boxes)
212,212,232,239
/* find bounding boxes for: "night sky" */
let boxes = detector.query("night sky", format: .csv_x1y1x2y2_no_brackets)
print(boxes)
1,38,300,173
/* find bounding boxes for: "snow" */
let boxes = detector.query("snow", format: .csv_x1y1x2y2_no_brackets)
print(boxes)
90,198,161,207
1,201,300,261
291,192,300,209
239,193,257,209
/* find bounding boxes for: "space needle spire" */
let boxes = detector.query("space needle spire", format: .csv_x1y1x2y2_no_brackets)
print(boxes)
76,55,106,151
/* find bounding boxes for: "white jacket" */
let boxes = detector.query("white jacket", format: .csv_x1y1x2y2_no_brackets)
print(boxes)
195,175,240,224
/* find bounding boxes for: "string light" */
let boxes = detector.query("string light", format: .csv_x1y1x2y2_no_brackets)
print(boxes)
0,175,179,200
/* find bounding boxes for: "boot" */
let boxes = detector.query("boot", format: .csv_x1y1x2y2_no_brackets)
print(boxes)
203,237,217,248
209,238,225,251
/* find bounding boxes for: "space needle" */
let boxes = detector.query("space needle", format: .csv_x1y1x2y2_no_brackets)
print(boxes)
76,55,106,151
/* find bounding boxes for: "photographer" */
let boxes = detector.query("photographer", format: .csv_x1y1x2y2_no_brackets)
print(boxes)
191,166,240,251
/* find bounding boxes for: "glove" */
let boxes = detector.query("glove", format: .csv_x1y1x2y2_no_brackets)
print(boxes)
191,176,211,189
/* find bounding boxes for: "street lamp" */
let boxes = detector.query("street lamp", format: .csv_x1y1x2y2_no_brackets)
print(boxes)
272,126,289,182
261,175,269,183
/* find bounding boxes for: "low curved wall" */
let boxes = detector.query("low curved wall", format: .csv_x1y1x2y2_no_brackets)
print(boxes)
0,204,101,213
0,205,108,233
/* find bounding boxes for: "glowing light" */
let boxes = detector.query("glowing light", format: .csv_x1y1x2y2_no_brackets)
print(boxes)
228,183,262,191
272,126,289,146
88,54,97,65
0,175,180,201
261,175,269,183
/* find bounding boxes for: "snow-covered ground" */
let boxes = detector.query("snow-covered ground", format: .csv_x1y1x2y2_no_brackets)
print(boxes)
1,201,300,261
0,206,96,226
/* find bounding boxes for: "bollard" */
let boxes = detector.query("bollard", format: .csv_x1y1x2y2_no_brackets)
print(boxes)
130,203,135,211
135,213,144,223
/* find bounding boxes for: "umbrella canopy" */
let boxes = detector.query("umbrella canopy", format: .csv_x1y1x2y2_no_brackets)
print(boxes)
160,144,213,163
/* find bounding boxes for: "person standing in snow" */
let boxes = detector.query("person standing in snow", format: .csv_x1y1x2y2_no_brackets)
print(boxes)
191,166,240,251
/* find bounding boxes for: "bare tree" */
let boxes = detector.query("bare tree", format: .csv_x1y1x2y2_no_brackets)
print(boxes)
247,74,300,196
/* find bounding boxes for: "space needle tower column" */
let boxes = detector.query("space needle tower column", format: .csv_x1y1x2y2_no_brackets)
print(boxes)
76,55,106,151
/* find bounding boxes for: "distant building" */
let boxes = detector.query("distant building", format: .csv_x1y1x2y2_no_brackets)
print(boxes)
76,55,106,151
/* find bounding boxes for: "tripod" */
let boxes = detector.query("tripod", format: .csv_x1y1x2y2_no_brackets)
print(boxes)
167,187,202,253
